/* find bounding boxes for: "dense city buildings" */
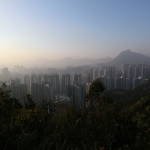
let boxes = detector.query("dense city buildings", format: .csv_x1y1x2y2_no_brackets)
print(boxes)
0,63,150,107
7,78,27,105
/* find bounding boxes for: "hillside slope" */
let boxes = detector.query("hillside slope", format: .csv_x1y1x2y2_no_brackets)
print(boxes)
107,50,150,68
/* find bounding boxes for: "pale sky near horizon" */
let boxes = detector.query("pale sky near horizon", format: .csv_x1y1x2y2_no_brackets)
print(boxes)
0,0,150,65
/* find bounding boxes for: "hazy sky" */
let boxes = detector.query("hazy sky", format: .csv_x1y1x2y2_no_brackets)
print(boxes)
0,0,150,64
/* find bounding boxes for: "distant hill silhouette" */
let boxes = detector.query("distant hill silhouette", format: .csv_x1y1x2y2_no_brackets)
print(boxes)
107,50,150,68
27,57,112,67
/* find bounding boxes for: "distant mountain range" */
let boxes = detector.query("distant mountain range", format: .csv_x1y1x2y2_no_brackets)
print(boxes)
24,50,150,68
107,50,150,68
26,57,113,67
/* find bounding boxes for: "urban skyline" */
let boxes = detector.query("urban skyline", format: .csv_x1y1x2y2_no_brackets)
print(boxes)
1,1,150,148
1,62,150,108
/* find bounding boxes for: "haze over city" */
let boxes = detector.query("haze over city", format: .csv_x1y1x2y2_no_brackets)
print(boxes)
0,0,150,66
1,1,150,149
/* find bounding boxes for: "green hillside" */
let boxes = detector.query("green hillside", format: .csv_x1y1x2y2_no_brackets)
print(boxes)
0,80,150,149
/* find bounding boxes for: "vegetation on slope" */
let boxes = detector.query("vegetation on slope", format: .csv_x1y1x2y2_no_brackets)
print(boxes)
0,80,150,150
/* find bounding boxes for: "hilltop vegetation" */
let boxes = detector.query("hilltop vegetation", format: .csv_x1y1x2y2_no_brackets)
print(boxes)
0,80,150,150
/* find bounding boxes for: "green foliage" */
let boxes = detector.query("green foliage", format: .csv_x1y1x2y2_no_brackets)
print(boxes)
24,94,36,110
86,78,106,107
0,83,22,122
88,78,105,99
0,82,150,149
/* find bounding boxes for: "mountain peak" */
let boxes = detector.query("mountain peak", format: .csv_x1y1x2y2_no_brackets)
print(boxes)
108,50,150,68
125,49,132,52
120,49,132,54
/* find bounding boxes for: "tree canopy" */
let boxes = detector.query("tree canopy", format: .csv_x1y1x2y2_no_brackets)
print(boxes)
0,82,150,149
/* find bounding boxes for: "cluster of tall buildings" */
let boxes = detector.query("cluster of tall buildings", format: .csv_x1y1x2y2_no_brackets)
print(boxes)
1,63,150,108
6,73,85,108
121,64,150,89
85,64,150,90
7,77,27,104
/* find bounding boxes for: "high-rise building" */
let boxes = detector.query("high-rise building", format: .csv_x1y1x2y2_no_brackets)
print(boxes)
7,78,27,105
50,73,60,94
89,68,93,82
110,66,116,79
24,75,30,94
104,68,110,78
62,73,70,95
93,69,98,81
141,65,146,79
43,74,48,83
43,73,60,95
73,73,81,85
38,74,43,84
99,68,104,78
2,68,10,81
121,64,129,72
82,72,90,84
128,65,133,81
47,74,52,83
121,64,129,78
134,65,140,78
31,74,37,84
147,66,150,79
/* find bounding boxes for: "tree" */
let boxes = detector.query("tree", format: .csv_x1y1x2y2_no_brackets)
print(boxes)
0,83,22,122
86,78,105,106
24,94,36,110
